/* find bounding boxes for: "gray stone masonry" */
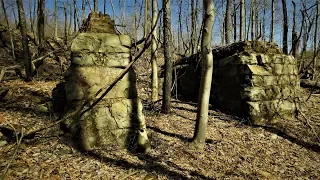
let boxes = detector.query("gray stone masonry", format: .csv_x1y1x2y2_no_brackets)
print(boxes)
61,31,150,152
175,41,300,125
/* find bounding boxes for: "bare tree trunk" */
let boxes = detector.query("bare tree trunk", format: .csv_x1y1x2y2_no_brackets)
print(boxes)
233,0,237,42
254,3,258,38
144,0,151,38
104,0,106,14
134,0,137,46
250,0,254,40
73,0,78,32
94,0,98,12
1,0,15,60
11,5,18,28
225,0,231,44
291,0,299,58
16,0,32,81
191,0,198,54
162,0,173,114
68,3,72,35
262,0,266,41
110,0,116,21
240,0,244,41
192,0,214,149
82,0,86,21
270,0,274,42
313,1,319,80
37,0,45,55
151,0,158,102
54,0,58,40
178,0,186,52
64,2,68,44
29,0,36,39
300,14,315,72
178,0,182,53
281,0,288,54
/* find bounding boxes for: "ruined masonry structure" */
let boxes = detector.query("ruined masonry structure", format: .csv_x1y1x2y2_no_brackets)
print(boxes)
177,41,300,125
63,13,150,151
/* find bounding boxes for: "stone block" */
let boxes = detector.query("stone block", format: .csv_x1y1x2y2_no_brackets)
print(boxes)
248,65,272,75
71,33,131,53
287,55,296,64
273,100,297,114
241,87,266,101
246,99,298,125
281,86,292,99
289,75,298,85
239,53,258,64
273,54,284,64
80,98,150,151
293,65,299,75
264,86,282,99
71,52,131,67
251,75,264,86
64,66,137,100
263,75,277,86
277,75,290,85
259,54,272,64
273,64,283,75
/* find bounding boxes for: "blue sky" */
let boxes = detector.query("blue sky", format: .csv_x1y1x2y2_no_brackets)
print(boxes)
2,0,317,49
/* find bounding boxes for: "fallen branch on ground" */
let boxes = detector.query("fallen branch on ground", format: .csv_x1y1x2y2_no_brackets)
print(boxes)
298,110,320,143
0,128,24,180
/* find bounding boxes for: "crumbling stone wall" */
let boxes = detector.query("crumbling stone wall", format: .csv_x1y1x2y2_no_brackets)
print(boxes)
58,14,150,152
176,41,300,125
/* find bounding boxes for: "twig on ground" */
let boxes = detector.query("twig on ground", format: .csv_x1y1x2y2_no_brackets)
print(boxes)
0,128,24,180
298,110,320,143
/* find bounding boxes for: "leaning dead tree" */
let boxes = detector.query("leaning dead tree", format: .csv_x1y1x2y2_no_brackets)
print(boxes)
192,0,214,149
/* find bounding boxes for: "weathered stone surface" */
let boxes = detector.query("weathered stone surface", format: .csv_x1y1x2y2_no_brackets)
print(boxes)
80,98,149,151
246,99,298,124
277,75,291,85
176,41,301,126
71,52,131,67
248,65,272,76
60,17,150,152
71,33,131,53
218,53,258,67
64,66,137,100
273,64,283,75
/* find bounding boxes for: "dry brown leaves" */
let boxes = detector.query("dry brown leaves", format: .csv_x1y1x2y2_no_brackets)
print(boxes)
0,61,320,179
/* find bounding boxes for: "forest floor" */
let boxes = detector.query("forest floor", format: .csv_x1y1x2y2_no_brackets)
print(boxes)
0,47,320,179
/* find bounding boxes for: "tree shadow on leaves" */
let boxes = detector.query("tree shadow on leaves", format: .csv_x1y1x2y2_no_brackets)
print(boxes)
254,124,320,153
147,125,215,144
84,146,214,180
